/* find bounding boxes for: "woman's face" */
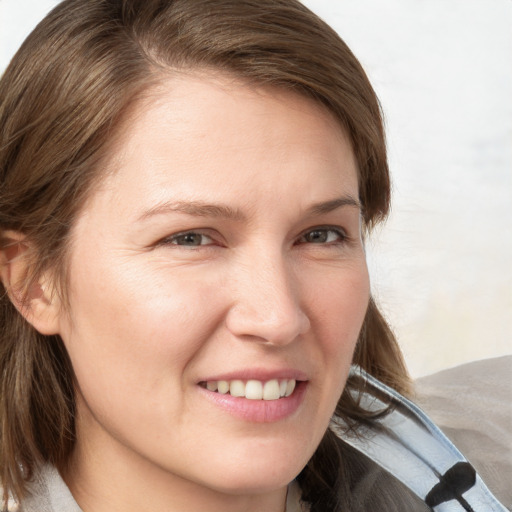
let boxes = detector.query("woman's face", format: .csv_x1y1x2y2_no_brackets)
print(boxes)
57,73,370,501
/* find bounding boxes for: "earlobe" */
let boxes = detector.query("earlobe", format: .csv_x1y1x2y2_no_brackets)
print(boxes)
0,231,61,335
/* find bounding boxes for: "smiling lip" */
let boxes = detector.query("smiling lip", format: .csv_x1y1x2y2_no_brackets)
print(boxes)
197,369,308,423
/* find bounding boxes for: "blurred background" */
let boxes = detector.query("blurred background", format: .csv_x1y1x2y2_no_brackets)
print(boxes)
1,0,511,377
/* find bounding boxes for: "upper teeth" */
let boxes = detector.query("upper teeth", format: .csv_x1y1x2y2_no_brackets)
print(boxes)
205,379,296,400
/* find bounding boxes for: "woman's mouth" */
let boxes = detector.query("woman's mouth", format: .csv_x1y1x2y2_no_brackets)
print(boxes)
200,378,296,400
198,377,307,422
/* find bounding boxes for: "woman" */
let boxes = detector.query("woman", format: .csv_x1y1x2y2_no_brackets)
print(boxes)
0,1,506,511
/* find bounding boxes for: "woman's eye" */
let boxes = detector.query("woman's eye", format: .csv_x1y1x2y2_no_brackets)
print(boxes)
166,232,214,247
299,228,346,245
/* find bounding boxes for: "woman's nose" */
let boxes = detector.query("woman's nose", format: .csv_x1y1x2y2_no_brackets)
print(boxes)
225,254,311,346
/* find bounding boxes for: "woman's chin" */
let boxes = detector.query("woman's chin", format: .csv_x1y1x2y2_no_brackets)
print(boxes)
186,447,307,497
203,470,299,498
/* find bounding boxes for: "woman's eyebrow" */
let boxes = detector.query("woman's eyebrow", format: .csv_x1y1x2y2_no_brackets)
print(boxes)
137,200,247,222
307,196,361,215
137,195,360,223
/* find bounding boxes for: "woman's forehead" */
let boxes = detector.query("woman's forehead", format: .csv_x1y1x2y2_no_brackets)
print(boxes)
86,72,358,217
98,75,353,187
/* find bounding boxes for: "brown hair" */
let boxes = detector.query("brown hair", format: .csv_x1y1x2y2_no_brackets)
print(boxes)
0,0,410,508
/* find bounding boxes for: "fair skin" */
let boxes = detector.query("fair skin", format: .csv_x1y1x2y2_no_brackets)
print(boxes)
4,72,370,512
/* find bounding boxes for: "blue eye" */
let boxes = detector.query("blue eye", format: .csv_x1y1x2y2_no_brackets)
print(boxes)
167,232,214,247
299,228,346,244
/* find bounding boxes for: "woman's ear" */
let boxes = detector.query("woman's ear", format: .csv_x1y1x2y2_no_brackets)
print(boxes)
0,231,61,335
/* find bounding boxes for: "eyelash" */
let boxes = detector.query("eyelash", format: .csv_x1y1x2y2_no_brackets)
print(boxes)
159,226,349,249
